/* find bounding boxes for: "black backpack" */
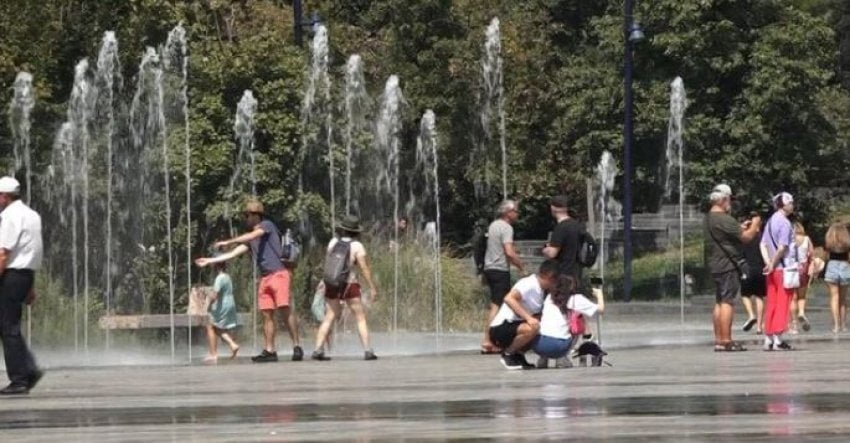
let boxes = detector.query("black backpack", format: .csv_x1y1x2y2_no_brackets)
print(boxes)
472,229,489,275
323,239,352,289
577,229,599,268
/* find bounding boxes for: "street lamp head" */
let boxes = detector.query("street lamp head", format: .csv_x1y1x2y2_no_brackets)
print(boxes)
628,23,646,43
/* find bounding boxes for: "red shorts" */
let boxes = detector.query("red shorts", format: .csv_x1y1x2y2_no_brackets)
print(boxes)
325,282,361,300
258,269,291,310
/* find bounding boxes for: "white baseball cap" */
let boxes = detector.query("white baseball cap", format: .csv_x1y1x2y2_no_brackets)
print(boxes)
0,177,21,194
712,184,732,197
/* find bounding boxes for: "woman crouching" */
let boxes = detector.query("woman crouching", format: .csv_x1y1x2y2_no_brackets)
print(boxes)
534,275,604,368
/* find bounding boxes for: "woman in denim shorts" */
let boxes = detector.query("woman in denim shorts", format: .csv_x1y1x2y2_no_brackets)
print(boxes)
824,223,850,333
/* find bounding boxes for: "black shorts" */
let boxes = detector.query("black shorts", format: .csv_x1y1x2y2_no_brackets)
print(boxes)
483,269,511,305
489,320,523,349
741,273,766,298
713,270,740,305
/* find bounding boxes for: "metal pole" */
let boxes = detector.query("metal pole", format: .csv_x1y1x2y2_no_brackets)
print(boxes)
623,0,635,302
294,0,304,47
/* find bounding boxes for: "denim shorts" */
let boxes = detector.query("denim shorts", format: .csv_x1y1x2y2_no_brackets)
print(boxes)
533,335,573,359
825,260,850,286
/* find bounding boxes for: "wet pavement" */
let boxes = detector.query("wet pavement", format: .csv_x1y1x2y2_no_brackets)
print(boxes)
3,339,850,441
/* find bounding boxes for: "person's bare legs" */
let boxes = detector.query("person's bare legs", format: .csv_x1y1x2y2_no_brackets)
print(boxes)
742,296,755,323
841,286,848,331
713,304,722,345
279,306,301,347
829,283,841,332
718,303,734,344
789,291,799,331
756,296,765,333
482,303,500,351
218,329,239,359
314,299,343,351
797,290,808,320
505,323,540,354
261,309,276,352
347,297,372,351
205,324,218,361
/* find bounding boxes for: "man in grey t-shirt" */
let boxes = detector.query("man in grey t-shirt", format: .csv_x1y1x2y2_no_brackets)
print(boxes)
705,184,761,352
481,200,526,353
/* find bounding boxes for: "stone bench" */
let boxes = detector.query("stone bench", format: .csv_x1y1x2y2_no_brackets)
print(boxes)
98,286,251,330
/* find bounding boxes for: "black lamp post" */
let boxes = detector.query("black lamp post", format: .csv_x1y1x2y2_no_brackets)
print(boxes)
293,0,322,47
623,0,645,302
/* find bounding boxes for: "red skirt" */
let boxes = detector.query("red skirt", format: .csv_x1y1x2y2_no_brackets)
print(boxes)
764,269,793,335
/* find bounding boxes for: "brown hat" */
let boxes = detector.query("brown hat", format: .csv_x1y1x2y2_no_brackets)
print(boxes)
550,195,569,209
338,215,363,233
245,200,265,215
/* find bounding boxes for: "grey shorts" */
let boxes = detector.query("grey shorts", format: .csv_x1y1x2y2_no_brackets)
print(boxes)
825,260,850,286
713,270,740,305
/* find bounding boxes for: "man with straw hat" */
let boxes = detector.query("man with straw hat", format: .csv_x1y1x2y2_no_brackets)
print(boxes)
196,199,303,363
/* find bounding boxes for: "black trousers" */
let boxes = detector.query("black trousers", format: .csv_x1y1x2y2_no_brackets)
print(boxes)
0,269,37,386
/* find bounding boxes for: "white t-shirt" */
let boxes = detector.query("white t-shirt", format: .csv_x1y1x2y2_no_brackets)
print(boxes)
539,294,599,340
0,200,43,270
327,237,367,283
489,275,545,326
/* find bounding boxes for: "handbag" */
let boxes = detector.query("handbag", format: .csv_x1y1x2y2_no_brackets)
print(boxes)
768,224,800,289
706,217,751,280
569,311,586,336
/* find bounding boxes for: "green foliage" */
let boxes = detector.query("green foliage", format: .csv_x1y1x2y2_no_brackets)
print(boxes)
1,0,850,323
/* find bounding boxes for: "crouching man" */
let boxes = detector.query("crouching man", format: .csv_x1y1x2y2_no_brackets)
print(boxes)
488,259,559,370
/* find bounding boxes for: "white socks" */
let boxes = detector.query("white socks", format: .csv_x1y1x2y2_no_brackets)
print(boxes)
764,335,784,349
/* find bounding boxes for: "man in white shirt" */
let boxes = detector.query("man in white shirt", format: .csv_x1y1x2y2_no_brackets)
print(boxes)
0,177,43,395
489,260,559,370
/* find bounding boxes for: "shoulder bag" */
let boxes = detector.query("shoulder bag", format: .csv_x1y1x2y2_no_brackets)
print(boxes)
768,222,800,289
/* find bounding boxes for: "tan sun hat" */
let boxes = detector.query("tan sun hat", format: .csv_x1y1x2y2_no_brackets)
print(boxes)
244,200,265,215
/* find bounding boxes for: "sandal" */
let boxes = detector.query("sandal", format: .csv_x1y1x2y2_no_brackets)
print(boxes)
714,342,747,352
729,341,747,351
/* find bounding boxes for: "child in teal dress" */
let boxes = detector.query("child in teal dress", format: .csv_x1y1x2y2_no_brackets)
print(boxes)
204,260,239,363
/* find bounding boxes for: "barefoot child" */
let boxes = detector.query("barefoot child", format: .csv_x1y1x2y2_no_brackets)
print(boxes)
204,259,239,363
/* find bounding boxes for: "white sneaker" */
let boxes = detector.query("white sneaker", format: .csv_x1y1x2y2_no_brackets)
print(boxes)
536,356,549,369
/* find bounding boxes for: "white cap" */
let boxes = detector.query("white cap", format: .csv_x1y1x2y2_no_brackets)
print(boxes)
712,184,732,197
0,177,21,194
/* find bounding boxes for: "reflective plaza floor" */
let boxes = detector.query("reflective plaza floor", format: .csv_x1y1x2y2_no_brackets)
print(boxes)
3,335,850,441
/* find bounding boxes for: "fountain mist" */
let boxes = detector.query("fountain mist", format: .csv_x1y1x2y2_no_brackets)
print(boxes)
164,23,192,358
376,75,404,332
415,110,443,333
299,24,334,239
95,31,122,349
478,17,507,200
8,72,35,203
130,47,176,361
596,150,621,284
665,77,688,323
343,54,370,216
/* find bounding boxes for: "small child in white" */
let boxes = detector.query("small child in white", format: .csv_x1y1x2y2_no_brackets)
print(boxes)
204,260,240,363
534,275,604,368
